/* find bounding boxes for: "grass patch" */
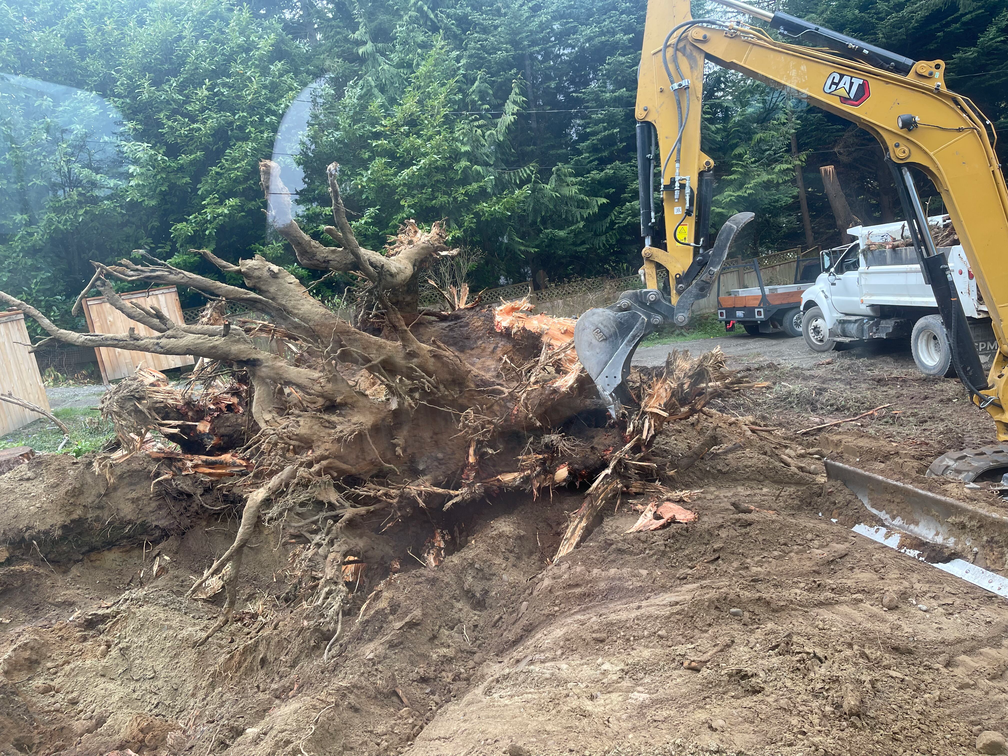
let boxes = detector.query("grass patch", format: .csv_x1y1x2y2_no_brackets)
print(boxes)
641,314,729,347
1,406,114,456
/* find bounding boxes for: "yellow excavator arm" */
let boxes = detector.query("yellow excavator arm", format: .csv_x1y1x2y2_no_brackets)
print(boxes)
574,0,1008,440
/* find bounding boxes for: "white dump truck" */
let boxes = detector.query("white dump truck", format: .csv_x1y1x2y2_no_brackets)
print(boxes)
799,217,996,376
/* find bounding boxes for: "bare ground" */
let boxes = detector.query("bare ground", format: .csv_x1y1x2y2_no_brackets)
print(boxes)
3,334,1008,756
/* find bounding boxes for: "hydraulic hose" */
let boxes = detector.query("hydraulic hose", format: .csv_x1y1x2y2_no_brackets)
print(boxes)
659,19,728,185
657,18,729,250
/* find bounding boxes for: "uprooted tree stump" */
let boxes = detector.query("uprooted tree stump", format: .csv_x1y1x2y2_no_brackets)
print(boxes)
0,159,760,647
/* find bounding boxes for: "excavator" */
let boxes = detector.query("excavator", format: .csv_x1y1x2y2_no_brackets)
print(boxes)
573,0,1008,592
574,0,1008,453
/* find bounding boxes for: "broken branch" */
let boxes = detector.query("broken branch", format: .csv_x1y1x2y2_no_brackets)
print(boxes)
0,392,69,437
796,404,892,435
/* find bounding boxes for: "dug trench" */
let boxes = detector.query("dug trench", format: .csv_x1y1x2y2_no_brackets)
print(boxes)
4,359,1008,756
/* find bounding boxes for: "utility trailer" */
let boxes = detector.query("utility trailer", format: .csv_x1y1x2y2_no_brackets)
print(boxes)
716,255,822,337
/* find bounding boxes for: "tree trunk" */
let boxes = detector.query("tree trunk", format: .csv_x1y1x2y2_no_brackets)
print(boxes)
875,153,897,223
524,53,538,135
791,132,815,248
820,165,861,233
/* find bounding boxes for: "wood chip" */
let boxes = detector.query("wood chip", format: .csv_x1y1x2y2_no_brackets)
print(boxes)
628,500,697,532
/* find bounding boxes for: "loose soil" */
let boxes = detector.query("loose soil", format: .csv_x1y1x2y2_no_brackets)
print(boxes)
3,340,1008,756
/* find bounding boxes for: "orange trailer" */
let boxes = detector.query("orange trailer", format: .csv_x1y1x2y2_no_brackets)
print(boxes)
717,256,821,337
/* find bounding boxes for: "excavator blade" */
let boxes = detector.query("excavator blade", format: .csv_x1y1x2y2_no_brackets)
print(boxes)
574,212,755,415
826,459,1008,598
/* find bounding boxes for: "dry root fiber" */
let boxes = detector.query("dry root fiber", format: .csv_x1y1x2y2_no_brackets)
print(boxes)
0,150,764,649
77,302,756,647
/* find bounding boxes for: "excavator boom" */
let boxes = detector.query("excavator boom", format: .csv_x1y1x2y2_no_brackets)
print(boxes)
574,0,1008,441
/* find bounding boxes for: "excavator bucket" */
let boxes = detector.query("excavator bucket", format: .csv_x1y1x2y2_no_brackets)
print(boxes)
573,306,648,413
574,212,754,415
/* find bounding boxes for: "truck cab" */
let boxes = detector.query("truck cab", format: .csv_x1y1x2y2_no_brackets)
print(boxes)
800,217,993,376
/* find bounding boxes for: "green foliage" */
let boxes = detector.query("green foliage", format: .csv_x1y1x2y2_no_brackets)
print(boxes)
0,0,1005,311
0,74,140,322
299,0,647,285
0,407,113,455
0,0,312,323
702,72,801,254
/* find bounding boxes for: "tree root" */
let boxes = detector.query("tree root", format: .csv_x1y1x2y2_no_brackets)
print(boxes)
188,465,298,641
323,607,343,662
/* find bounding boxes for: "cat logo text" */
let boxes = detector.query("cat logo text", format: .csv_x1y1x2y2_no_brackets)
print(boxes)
823,72,871,107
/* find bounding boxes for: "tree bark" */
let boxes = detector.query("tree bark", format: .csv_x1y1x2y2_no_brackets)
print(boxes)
820,165,861,233
791,132,815,248
875,150,897,223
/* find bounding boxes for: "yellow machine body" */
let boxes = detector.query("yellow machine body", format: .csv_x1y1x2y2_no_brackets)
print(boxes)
635,1,1008,438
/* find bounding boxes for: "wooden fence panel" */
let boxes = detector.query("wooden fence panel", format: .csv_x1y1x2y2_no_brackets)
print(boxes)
82,286,195,384
0,311,52,435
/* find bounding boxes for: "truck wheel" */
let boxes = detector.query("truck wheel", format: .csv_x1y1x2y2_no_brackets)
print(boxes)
743,323,761,336
782,308,802,338
802,306,835,352
911,315,954,377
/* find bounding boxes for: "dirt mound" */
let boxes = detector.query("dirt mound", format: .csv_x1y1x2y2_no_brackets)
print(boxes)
3,357,1008,756
0,454,204,565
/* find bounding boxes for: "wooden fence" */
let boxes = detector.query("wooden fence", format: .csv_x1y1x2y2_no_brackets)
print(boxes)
0,311,52,436
526,276,645,319
82,286,195,384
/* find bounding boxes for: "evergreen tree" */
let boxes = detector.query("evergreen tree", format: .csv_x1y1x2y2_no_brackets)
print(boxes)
0,0,1005,317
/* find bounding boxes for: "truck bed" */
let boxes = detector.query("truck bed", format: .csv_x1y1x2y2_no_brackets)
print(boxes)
858,247,961,309
718,283,808,308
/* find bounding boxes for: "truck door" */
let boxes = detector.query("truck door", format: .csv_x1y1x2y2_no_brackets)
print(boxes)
826,246,871,315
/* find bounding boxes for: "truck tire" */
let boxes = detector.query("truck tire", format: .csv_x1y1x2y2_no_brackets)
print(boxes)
743,323,761,336
911,315,955,377
802,306,835,352
782,308,802,338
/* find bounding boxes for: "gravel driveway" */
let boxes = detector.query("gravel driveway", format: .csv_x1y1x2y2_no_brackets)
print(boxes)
634,330,919,370
46,384,107,412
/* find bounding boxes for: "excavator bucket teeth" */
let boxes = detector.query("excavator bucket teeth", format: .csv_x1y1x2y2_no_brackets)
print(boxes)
573,306,647,416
